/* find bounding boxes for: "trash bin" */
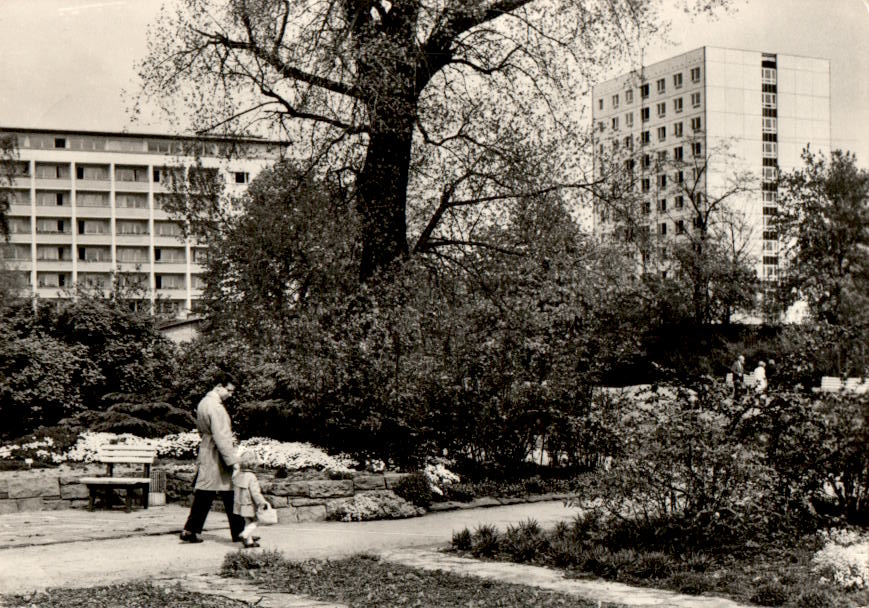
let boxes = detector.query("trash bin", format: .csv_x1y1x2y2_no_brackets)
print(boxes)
149,470,167,507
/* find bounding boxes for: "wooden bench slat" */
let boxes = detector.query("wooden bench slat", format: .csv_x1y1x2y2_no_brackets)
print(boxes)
99,456,155,463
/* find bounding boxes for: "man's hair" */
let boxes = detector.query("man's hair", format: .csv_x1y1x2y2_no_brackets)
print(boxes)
213,370,238,388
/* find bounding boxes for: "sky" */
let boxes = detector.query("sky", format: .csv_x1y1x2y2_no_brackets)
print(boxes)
0,0,866,164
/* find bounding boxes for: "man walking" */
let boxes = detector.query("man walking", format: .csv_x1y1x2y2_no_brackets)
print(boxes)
180,372,246,543
731,354,746,399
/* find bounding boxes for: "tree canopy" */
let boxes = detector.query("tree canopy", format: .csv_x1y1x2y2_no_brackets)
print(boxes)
137,0,728,281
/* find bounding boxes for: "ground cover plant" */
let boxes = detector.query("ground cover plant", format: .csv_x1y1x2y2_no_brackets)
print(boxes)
221,550,623,607
3,581,244,608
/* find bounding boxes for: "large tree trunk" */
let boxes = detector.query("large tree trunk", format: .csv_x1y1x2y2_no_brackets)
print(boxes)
356,122,413,281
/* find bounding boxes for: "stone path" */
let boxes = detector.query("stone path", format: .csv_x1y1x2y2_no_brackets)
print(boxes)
153,573,345,608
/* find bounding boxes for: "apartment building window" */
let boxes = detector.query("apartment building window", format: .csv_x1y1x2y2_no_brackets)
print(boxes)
156,274,185,290
676,220,685,234
642,154,651,169
762,92,776,108
37,273,66,288
642,201,651,214
36,192,68,206
117,247,149,263
675,195,684,209
116,194,148,209
76,165,110,181
625,89,633,103
762,117,777,132
691,92,701,108
674,146,683,160
35,163,70,179
657,150,668,163
763,230,777,240
9,219,31,234
611,117,619,130
612,139,619,152
115,166,149,182
659,222,667,236
673,73,683,89
37,246,67,261
623,135,633,150
598,121,605,132
690,117,702,131
155,248,186,263
156,221,183,237
763,142,778,157
641,131,650,145
657,102,666,117
763,191,777,203
640,83,649,99
78,246,110,262
153,168,161,182
676,170,684,184
147,140,173,153
656,78,665,94
674,122,683,137
234,171,250,184
657,198,667,212
54,138,66,149
674,97,683,113
78,192,109,207
657,126,666,141
690,67,701,82
642,178,651,193
79,220,110,235
761,68,776,84
598,99,604,110
36,219,68,234
115,220,146,235
192,275,206,289
192,248,208,263
657,174,667,188
598,144,604,157
624,158,635,172
763,167,778,181
692,142,702,155
611,94,619,108
641,107,650,122
625,112,634,128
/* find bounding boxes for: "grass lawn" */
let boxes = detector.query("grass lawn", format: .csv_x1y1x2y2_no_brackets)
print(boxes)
2,581,244,608
221,550,626,607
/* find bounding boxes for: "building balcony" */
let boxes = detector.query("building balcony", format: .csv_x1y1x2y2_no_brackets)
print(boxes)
3,261,32,272
114,207,150,219
10,177,31,189
114,181,150,193
154,262,188,273
34,260,74,272
115,233,151,245
36,287,65,299
156,288,189,299
153,234,185,246
75,179,111,191
115,261,150,273
35,233,73,244
35,206,72,218
35,178,71,189
8,204,33,216
76,261,114,273
75,233,112,246
7,233,32,244
75,206,112,218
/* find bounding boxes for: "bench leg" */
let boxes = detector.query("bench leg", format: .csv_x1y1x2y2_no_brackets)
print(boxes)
143,486,149,509
87,487,95,512
125,488,132,513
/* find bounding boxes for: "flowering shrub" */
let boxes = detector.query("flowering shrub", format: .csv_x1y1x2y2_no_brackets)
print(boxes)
1,431,354,473
237,437,354,473
325,490,424,521
813,528,869,590
424,462,460,496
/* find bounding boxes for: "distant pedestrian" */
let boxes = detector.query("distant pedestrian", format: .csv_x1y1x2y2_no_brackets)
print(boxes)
180,372,246,544
754,361,767,394
232,450,269,548
731,354,746,398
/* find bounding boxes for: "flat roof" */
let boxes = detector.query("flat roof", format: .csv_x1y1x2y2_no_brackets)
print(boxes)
0,125,289,147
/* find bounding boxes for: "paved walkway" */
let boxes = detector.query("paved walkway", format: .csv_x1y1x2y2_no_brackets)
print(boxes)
0,501,754,607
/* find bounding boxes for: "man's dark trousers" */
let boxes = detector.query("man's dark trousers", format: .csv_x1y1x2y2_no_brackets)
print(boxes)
183,490,245,539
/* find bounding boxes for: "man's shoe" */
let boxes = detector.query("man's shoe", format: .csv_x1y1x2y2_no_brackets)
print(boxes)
180,531,203,543
233,535,261,543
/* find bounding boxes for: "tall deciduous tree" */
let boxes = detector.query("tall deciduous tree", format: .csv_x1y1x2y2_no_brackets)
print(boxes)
776,148,869,327
137,0,726,281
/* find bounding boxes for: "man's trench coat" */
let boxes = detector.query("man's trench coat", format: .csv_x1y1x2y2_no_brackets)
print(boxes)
193,388,238,491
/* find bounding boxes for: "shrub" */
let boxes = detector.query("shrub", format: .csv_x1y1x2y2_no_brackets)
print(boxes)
501,519,545,562
470,524,500,558
795,589,836,608
393,471,432,509
669,571,711,595
750,581,789,606
221,548,287,577
443,483,475,502
681,553,714,573
451,528,472,551
325,491,424,521
627,551,674,579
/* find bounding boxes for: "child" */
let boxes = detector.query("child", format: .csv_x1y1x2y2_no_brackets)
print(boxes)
232,450,268,548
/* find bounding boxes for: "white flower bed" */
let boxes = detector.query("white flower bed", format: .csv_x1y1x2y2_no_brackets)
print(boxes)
1,431,354,473
813,528,869,590
424,461,460,496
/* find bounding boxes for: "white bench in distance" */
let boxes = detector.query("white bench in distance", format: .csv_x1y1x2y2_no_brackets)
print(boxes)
79,444,156,512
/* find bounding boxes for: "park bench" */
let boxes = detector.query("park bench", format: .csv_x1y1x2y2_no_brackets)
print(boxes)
79,445,156,512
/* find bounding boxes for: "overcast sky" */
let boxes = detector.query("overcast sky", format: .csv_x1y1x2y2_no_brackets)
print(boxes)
0,0,866,163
